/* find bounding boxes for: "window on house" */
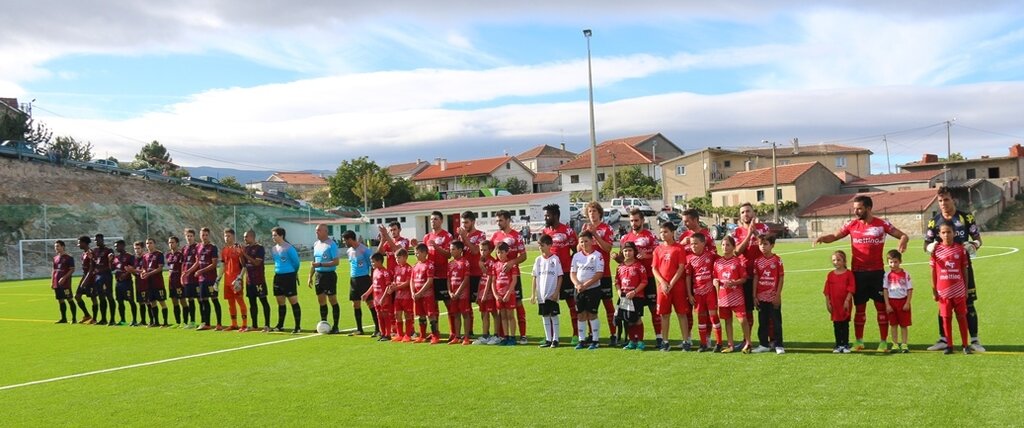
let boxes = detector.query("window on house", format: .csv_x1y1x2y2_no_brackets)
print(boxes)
385,217,397,224
506,162,511,169
400,217,406,223
676,166,686,176
778,160,791,165
673,194,686,203
988,167,1000,178
836,156,847,168
812,221,821,232
519,209,526,216
966,169,976,179
327,225,334,235
481,211,488,218
723,160,732,168
756,190,765,202
721,196,728,206
570,175,580,184
776,189,783,200
597,173,605,182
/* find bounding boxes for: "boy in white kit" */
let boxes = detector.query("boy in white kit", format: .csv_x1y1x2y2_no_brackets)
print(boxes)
570,231,605,350
532,235,563,348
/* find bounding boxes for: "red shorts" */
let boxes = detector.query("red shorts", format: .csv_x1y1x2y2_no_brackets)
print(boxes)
477,299,497,313
393,298,413,314
887,297,912,327
448,295,471,314
413,296,438,318
496,295,517,310
718,305,746,320
693,292,717,314
374,295,393,313
656,284,690,315
938,295,966,318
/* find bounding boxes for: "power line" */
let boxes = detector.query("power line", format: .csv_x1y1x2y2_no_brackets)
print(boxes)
954,123,1024,140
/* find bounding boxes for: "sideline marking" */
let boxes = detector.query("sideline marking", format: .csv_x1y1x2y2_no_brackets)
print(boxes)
0,317,54,323
786,246,1019,273
0,334,318,392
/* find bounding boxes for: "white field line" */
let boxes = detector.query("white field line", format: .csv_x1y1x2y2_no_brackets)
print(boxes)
785,246,1019,273
0,334,318,392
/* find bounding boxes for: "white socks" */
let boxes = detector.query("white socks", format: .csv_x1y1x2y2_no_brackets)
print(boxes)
542,317,552,341
550,316,559,342
589,319,600,342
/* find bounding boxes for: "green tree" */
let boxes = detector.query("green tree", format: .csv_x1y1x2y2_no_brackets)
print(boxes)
328,157,390,207
220,176,245,191
940,152,966,162
0,111,28,141
46,136,93,161
303,186,333,209
167,168,190,178
353,172,391,211
385,178,418,206
600,166,660,199
503,177,529,194
134,140,174,170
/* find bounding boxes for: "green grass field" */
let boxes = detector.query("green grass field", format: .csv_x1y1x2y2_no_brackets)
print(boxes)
2,236,1024,426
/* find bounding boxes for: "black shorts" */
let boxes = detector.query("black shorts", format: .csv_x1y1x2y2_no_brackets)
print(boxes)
246,282,268,298
559,272,576,300
53,287,73,300
468,276,481,301
170,284,185,299
538,300,561,316
599,276,613,300
136,289,148,304
575,288,602,314
75,282,94,298
433,278,450,301
853,270,885,305
94,272,113,297
966,262,977,303
115,280,133,301
514,277,523,302
348,275,370,301
314,271,338,296
199,280,219,299
274,272,298,297
149,287,167,302
743,277,755,314
184,282,200,299
616,304,645,324
168,275,184,298
643,275,658,303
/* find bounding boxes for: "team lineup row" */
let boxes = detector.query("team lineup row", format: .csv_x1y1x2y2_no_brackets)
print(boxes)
47,188,985,354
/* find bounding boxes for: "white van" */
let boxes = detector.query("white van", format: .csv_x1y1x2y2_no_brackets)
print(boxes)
610,197,655,217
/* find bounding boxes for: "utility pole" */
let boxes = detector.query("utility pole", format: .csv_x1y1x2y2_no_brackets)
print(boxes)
765,140,779,222
883,135,891,174
945,119,954,184
609,150,617,198
584,29,598,202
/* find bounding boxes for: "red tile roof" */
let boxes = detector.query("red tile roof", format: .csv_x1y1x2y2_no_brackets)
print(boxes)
387,161,428,176
556,134,663,171
516,144,576,159
533,172,560,184
271,172,327,186
833,171,861,183
711,162,822,191
413,156,530,181
798,190,938,217
367,192,565,215
741,143,873,158
843,170,943,186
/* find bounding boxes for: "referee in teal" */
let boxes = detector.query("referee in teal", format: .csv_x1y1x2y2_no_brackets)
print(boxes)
307,224,342,334
343,230,377,336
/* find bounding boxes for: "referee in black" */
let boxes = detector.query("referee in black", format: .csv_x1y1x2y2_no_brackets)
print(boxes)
923,187,984,352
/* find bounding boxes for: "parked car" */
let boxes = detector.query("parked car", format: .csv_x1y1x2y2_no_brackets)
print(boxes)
763,222,791,238
656,210,682,228
134,167,162,177
602,208,622,225
610,197,656,217
91,159,118,169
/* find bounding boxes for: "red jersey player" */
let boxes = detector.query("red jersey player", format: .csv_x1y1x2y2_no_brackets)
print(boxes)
579,202,618,346
615,243,648,350
51,240,76,323
652,221,688,352
411,244,439,344
814,195,909,351
615,209,662,347
492,242,520,346
734,203,770,328
752,235,785,354
883,250,913,353
713,236,748,353
363,253,393,342
391,248,414,342
931,222,971,355
456,210,487,339
473,240,500,345
685,234,720,352
679,209,717,255
377,221,410,272
140,238,168,327
491,210,528,345
447,242,472,345
165,236,186,327
824,250,855,353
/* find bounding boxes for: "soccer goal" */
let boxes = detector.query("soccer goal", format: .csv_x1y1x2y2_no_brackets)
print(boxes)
17,237,124,280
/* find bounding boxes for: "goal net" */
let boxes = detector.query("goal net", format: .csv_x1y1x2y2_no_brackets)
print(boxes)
17,237,124,280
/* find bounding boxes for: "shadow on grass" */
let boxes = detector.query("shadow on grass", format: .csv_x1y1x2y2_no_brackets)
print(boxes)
778,341,1024,355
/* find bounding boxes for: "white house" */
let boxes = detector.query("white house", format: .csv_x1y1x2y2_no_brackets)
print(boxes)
556,133,683,194
412,156,535,198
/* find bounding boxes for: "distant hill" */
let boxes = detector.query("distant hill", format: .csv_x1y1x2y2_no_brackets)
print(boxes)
183,166,333,184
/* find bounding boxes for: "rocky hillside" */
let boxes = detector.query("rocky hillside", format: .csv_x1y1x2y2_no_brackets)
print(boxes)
0,157,313,280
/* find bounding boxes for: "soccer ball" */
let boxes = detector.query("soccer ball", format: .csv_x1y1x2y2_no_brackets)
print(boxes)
316,320,332,334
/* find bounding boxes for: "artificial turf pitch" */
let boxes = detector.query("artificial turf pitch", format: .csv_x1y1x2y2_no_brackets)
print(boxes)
2,236,1023,426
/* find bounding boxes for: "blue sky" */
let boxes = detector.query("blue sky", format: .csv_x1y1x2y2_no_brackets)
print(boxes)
1,1,1023,172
